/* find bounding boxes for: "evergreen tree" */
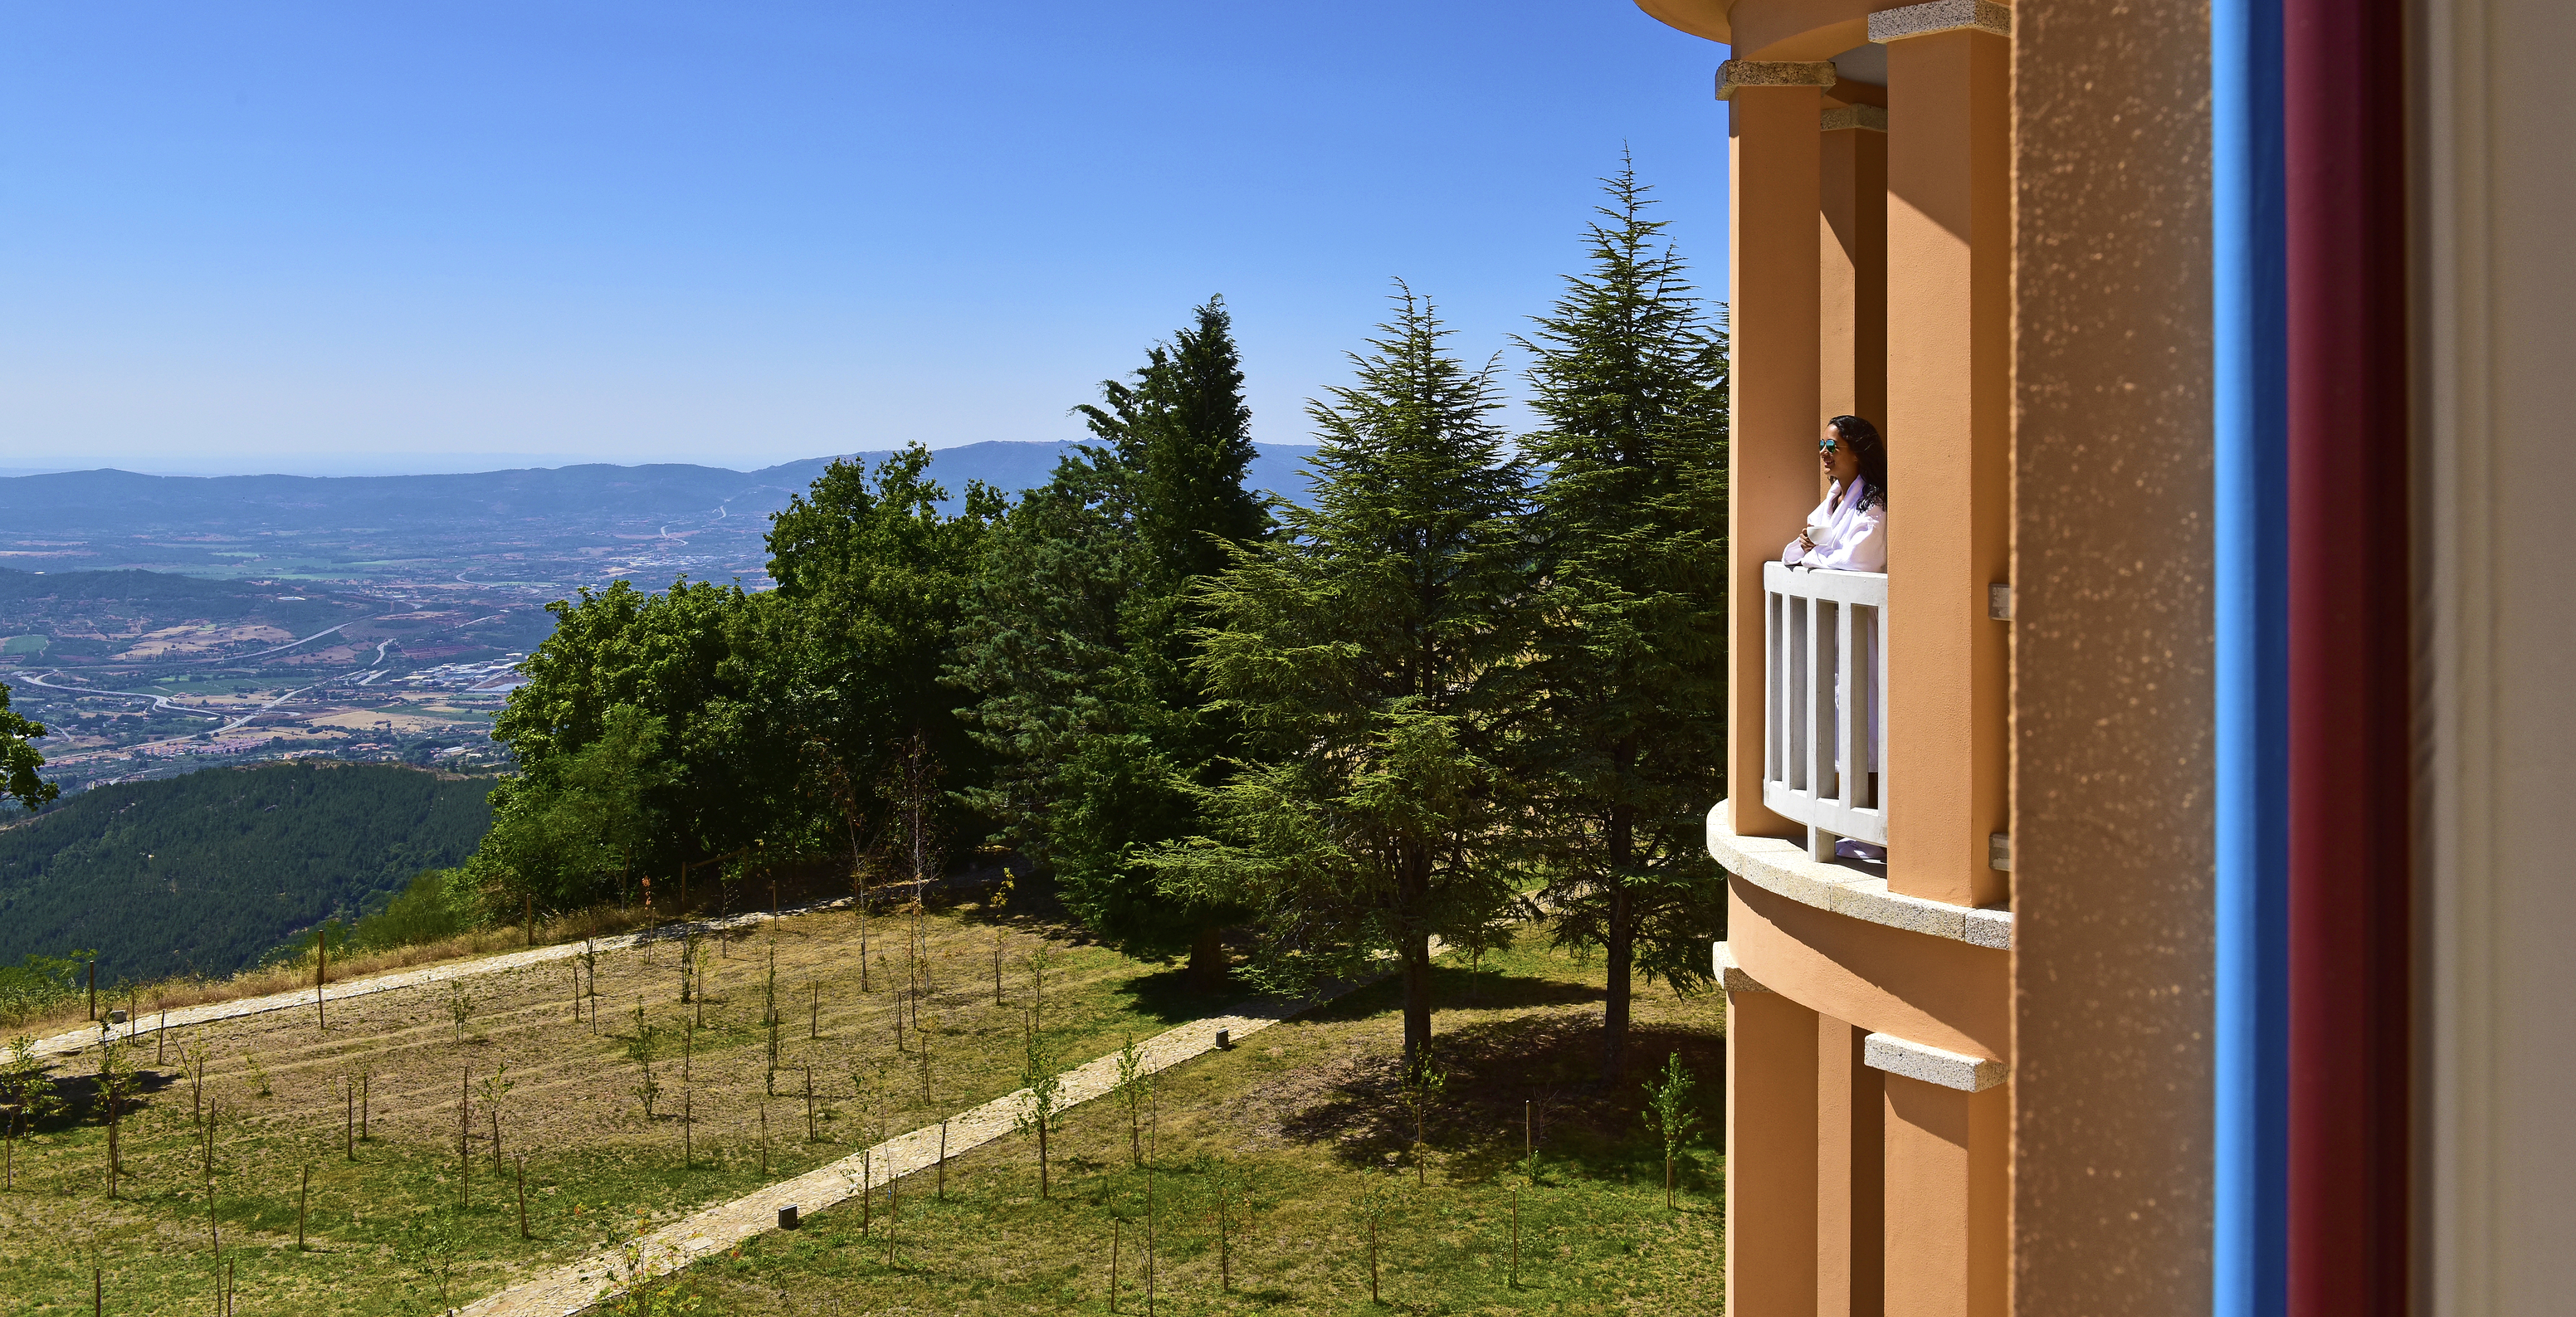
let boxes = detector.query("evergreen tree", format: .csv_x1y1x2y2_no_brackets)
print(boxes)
1149,287,1528,1061
953,300,1261,986
1516,158,1732,1080
0,685,56,813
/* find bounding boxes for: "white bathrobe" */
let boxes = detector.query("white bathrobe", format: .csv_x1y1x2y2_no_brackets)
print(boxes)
1782,477,1886,573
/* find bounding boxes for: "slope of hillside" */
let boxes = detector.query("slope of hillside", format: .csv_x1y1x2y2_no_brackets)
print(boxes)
0,762,495,983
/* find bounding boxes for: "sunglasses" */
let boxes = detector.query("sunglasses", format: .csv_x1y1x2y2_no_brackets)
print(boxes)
1817,437,1840,455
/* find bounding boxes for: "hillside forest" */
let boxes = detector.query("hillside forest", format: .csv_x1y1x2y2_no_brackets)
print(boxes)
0,762,493,987
0,163,1733,1080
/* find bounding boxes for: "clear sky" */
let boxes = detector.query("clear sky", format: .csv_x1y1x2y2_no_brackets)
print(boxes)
0,2,1733,476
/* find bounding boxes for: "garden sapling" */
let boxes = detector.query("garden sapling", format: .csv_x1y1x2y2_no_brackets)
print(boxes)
1013,1010,1062,1197
1641,1049,1701,1210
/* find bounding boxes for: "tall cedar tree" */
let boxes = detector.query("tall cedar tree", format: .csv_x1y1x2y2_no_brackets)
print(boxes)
1149,287,1526,1061
0,684,56,812
768,444,1005,851
486,579,788,907
1517,159,1732,1080
953,299,1261,985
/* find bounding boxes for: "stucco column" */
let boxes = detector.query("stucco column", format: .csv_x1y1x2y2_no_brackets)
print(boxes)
1730,983,1822,1315
1820,104,1889,438
1874,2,2013,908
1723,57,1833,841
1821,1014,1887,1317
1871,1034,2009,1317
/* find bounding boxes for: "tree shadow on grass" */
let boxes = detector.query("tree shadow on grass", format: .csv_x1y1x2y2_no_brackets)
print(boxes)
1276,1009,1725,1197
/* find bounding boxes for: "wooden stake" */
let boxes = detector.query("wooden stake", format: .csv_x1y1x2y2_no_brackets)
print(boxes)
491,1105,502,1172
1110,1221,1119,1313
314,929,326,1030
297,1165,309,1251
515,1154,530,1238
1510,1188,1520,1289
359,1072,369,1142
457,1066,471,1208
525,894,534,946
803,1066,815,1141
810,981,819,1039
87,959,96,1022
204,1095,217,1251
344,1079,354,1159
759,1104,769,1175
936,1119,948,1199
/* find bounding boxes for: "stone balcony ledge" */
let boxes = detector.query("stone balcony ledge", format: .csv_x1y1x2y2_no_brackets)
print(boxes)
1708,801,2013,950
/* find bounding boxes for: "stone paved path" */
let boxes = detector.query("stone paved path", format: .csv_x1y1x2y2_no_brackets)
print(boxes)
24,896,859,1061
457,951,1438,1317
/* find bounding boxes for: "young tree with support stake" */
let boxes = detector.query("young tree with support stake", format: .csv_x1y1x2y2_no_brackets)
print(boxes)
1518,157,1732,1081
1641,1050,1702,1210
1149,287,1530,1064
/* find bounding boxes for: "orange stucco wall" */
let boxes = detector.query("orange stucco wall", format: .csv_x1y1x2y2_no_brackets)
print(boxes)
1728,83,1824,841
1730,988,1822,1314
1728,880,2011,1060
1884,27,2012,909
1821,120,1888,437
1884,1078,2010,1317
1821,1014,1888,1316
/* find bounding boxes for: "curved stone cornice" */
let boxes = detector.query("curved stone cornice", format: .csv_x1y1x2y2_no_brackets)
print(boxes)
1707,801,2014,949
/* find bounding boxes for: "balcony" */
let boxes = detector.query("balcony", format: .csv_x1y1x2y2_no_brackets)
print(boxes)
1761,559,1886,861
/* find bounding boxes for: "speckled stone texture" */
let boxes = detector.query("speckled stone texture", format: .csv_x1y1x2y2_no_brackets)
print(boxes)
2009,2,2217,1312
1864,1030,2011,1093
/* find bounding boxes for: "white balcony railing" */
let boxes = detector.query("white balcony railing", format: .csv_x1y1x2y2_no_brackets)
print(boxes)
1761,559,1887,857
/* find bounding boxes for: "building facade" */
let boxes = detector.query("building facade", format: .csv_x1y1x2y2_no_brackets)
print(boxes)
1630,1,2576,1314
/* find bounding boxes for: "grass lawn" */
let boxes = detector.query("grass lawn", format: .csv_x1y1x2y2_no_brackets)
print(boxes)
638,937,1729,1316
1,915,1728,1315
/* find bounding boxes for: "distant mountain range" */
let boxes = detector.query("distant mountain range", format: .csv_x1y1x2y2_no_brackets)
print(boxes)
0,441,1324,538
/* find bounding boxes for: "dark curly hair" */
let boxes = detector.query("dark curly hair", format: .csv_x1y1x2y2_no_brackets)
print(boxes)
1826,415,1887,510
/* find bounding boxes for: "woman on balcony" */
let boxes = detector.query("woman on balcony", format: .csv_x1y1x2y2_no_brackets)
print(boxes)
1783,415,1887,573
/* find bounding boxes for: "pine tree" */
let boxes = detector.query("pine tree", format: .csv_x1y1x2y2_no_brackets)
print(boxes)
1516,157,1732,1080
1149,286,1527,1061
953,300,1261,988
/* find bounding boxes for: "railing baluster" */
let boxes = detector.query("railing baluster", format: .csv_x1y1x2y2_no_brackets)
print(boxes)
1758,563,1890,848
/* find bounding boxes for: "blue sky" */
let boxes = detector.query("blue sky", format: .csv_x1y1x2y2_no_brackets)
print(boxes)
0,2,1732,476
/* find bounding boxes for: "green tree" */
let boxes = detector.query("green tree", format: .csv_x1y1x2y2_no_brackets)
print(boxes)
487,578,794,900
953,300,1263,987
479,704,674,910
1517,157,1733,1080
0,683,57,812
1149,287,1528,1062
1640,1050,1702,1210
768,443,1004,851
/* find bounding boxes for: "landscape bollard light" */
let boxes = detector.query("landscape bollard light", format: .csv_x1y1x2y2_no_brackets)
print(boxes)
1214,1028,1231,1051
778,1204,800,1231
